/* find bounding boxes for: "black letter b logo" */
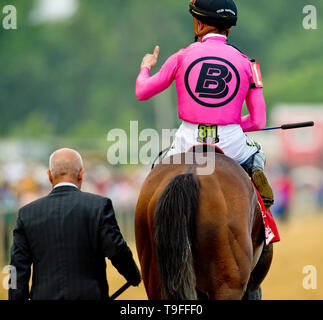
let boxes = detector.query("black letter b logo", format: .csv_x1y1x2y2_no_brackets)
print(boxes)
195,63,232,99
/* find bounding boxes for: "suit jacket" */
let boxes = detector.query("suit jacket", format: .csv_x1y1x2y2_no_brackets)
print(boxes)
9,185,140,300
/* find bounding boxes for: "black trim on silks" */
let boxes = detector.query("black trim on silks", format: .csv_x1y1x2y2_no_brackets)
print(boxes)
227,43,245,54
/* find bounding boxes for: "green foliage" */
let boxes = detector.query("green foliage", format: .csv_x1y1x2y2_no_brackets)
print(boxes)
0,0,322,138
9,112,54,138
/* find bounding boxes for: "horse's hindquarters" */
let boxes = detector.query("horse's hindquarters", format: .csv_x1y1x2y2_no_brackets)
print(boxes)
135,152,269,300
193,171,256,300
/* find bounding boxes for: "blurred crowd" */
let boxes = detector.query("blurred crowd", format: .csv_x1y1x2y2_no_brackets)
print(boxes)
0,159,149,209
268,161,323,221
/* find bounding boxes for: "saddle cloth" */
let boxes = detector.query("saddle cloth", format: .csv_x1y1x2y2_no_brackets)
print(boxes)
253,183,280,246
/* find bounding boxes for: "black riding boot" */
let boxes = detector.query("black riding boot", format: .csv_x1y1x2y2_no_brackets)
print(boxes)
252,169,274,211
242,150,274,211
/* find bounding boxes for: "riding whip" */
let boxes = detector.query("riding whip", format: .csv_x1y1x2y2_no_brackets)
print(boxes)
109,282,131,300
254,121,314,132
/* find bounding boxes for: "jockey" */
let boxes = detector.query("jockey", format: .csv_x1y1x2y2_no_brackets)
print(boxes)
136,0,274,210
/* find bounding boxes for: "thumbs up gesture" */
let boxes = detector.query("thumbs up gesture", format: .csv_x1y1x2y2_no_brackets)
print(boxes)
140,45,159,70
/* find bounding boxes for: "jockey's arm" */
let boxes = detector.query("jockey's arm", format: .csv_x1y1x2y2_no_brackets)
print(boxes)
240,88,266,132
136,51,179,101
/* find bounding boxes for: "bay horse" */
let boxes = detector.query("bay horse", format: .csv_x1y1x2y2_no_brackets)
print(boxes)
135,145,273,300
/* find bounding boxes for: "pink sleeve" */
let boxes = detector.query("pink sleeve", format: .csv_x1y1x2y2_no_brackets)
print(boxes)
240,88,267,132
136,53,179,101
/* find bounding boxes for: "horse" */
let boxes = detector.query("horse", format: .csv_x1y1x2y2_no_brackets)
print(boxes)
134,145,273,300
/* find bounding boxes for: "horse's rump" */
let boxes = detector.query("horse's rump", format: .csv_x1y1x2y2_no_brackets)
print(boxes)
135,152,264,300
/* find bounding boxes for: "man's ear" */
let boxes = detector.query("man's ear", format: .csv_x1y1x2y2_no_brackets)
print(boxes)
48,170,53,184
197,20,204,33
78,168,85,181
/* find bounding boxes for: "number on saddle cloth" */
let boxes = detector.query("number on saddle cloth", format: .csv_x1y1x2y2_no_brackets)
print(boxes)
197,124,219,144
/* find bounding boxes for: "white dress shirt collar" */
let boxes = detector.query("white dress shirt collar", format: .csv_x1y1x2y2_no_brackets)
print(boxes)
54,182,79,189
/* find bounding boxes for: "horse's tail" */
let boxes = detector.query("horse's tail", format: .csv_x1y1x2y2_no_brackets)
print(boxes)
154,173,200,300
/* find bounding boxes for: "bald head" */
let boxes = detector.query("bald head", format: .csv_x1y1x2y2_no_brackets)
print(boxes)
48,148,84,188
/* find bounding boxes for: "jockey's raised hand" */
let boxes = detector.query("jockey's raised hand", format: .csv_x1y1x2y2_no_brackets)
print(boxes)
140,45,159,70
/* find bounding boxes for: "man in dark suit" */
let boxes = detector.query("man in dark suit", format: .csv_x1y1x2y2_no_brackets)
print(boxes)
9,148,141,300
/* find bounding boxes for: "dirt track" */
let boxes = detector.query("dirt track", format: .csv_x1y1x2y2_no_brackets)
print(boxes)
262,214,323,300
1,213,323,300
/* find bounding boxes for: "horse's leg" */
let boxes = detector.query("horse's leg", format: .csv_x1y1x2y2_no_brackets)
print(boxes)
242,203,274,300
196,250,252,300
242,243,273,300
194,215,253,300
206,241,271,300
206,247,254,300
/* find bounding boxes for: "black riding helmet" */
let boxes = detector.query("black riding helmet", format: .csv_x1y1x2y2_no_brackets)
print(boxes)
189,0,238,29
